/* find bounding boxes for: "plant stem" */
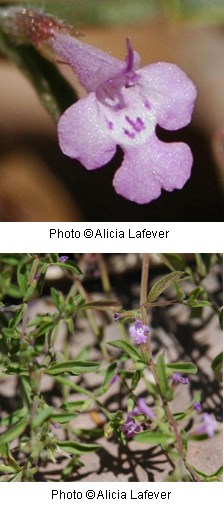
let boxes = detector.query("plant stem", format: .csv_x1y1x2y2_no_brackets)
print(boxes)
139,253,198,479
98,254,111,295
140,254,151,357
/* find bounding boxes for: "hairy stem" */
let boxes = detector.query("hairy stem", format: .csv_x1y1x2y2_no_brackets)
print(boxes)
139,253,199,479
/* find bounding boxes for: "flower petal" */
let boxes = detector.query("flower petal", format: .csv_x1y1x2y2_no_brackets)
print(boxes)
53,33,125,92
140,62,197,130
113,135,192,204
58,93,116,169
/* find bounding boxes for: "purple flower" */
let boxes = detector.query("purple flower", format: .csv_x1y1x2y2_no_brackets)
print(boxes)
193,401,202,413
113,313,121,322
51,34,197,204
196,413,217,438
59,256,69,263
110,372,118,385
136,398,155,420
129,319,149,345
121,417,141,438
171,372,189,385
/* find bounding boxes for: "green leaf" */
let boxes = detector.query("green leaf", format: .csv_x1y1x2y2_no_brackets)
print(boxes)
135,430,175,445
195,254,215,278
54,261,82,275
31,407,52,429
57,440,100,455
82,300,121,311
211,352,223,382
0,418,27,444
0,464,17,475
173,412,188,421
62,400,92,413
191,465,223,481
131,369,142,390
51,412,77,424
28,316,55,336
148,271,190,302
0,408,27,427
159,253,186,271
108,339,145,363
46,360,100,375
50,287,65,312
166,362,198,374
97,362,117,395
53,376,93,397
17,261,29,296
156,354,172,400
4,366,28,376
8,306,24,329
184,287,211,307
5,285,23,299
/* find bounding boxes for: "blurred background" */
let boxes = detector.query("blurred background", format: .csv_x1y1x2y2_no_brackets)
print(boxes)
0,0,224,221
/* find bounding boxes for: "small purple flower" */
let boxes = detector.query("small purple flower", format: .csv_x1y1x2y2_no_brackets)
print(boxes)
193,401,202,413
59,256,69,263
113,313,121,322
50,34,197,204
136,398,155,420
171,372,189,385
110,372,118,385
121,417,141,438
129,319,149,345
196,413,217,438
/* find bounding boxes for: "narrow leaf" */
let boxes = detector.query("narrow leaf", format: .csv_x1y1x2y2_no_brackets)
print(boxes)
51,412,77,424
156,354,170,399
31,407,52,429
54,261,82,275
135,430,175,445
46,360,100,375
0,418,27,444
62,400,92,413
148,271,190,302
166,362,198,374
57,440,100,455
211,352,223,382
82,300,121,311
108,339,145,363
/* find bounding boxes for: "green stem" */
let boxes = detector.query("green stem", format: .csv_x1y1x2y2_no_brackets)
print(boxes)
28,255,40,285
98,254,111,295
139,253,192,477
140,254,151,358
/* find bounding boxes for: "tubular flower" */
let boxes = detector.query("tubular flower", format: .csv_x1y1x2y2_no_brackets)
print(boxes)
129,319,149,345
196,413,217,438
193,401,202,413
171,372,189,385
136,398,155,420
52,34,197,204
121,415,141,438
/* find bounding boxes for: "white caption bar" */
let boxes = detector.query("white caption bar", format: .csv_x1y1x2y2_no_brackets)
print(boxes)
0,222,223,252
0,482,223,512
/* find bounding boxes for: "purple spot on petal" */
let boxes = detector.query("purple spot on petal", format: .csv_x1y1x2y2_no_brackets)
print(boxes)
144,100,151,109
125,115,145,132
124,129,135,139
107,120,114,130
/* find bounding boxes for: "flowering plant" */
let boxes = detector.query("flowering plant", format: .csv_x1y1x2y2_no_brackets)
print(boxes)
0,253,222,482
0,7,197,204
